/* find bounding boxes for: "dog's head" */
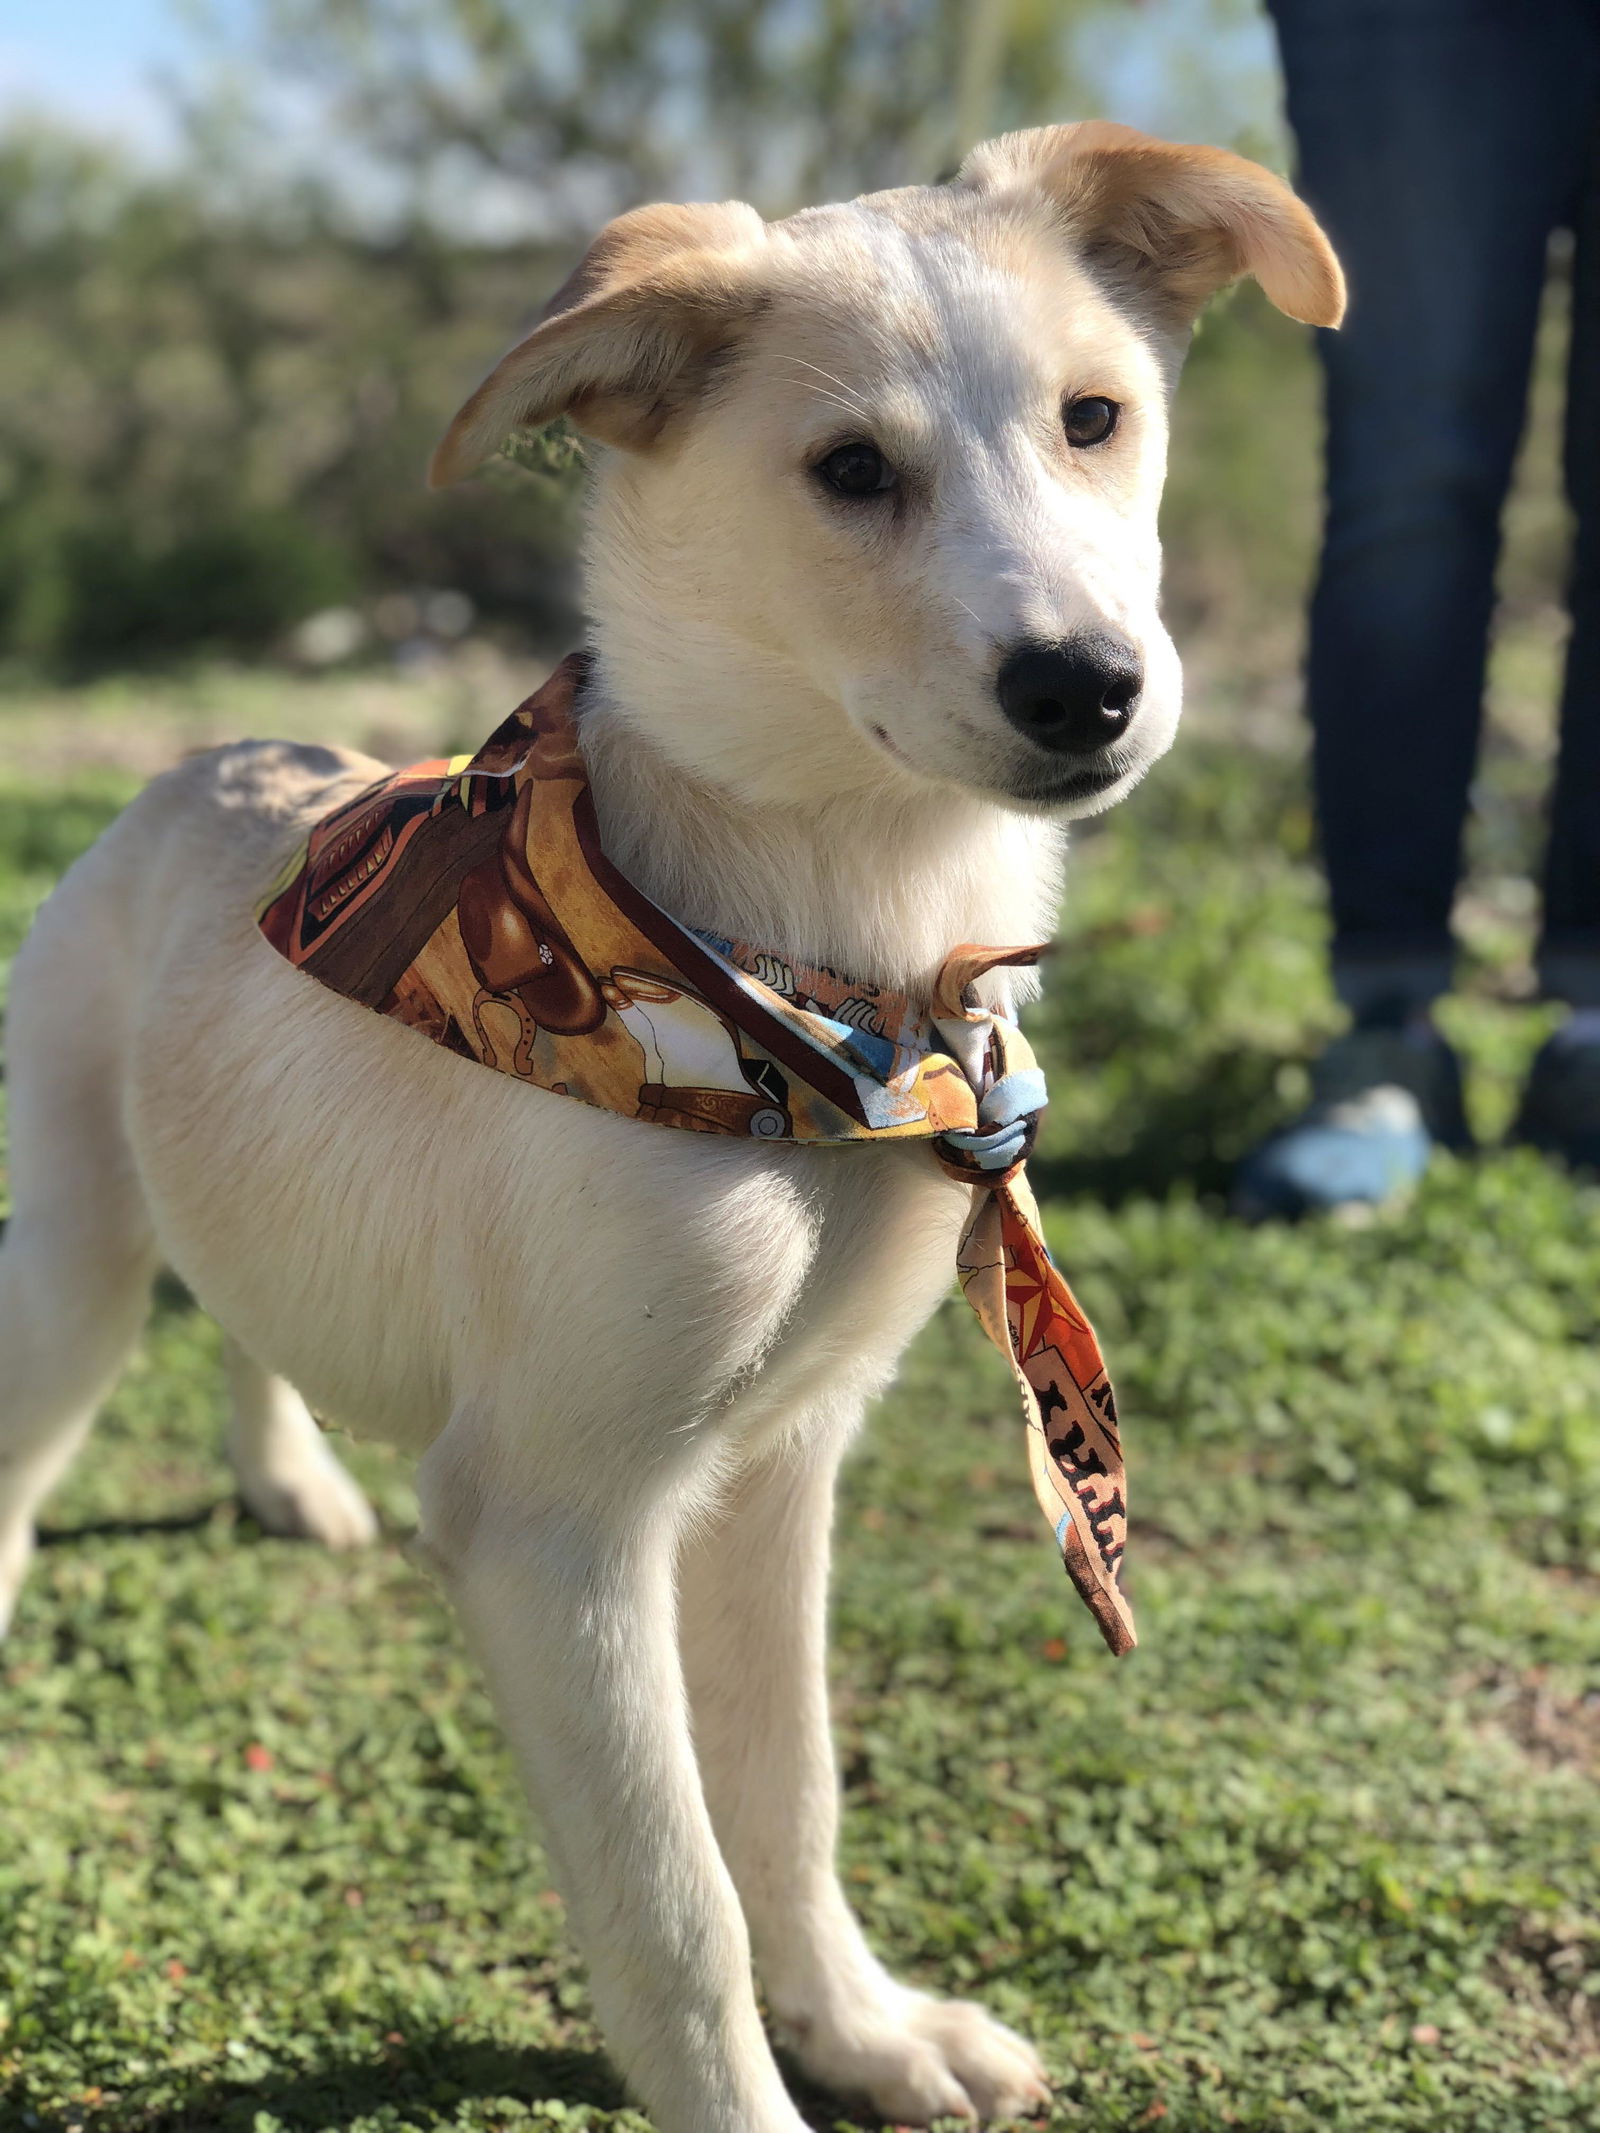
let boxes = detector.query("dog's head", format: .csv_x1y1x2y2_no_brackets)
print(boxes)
432,124,1341,814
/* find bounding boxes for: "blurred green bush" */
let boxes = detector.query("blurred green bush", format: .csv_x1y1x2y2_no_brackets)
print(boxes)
0,122,582,668
0,0,1566,677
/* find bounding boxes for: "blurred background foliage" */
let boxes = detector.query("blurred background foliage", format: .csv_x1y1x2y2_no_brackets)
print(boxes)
0,111,581,666
3,0,1522,683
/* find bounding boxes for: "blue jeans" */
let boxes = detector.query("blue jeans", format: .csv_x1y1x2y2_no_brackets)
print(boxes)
1268,0,1600,1011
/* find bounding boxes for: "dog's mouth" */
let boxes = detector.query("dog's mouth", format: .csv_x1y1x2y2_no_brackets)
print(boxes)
865,718,1133,813
1005,758,1129,808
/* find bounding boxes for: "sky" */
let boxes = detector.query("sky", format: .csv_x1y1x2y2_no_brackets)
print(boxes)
0,0,198,154
0,1,1285,180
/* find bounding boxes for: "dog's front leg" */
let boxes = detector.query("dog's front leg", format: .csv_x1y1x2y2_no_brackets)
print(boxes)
678,1417,1051,2128
417,1419,809,2133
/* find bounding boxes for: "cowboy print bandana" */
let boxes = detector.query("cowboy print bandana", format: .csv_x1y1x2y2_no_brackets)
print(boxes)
258,654,1135,1655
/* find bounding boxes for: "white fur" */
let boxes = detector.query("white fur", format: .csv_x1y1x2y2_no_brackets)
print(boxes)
0,132,1337,2130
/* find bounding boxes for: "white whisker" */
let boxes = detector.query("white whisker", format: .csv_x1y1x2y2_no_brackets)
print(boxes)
772,355,873,418
792,385,876,426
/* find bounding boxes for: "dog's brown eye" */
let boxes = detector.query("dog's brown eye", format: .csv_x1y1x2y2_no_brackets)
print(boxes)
1063,396,1119,447
815,441,895,497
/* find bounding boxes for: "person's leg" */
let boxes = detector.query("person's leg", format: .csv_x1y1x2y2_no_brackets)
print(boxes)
1239,1,1600,1216
1517,135,1600,1167
1539,133,1600,1007
1270,0,1600,1020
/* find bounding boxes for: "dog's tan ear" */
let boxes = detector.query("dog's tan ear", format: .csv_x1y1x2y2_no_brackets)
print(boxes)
429,200,768,484
958,120,1344,330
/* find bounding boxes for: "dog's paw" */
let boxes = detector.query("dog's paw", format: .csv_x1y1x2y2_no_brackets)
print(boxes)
237,1448,379,1550
783,1989,1049,2126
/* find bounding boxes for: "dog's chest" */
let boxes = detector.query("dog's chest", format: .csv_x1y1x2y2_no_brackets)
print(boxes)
671,1135,972,1438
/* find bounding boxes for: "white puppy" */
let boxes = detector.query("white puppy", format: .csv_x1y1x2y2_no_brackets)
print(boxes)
0,125,1339,2132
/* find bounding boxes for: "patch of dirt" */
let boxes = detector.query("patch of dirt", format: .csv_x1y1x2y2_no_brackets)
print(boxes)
1475,1661,1600,1772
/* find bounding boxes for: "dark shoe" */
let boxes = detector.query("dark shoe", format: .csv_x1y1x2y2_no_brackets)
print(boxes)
1232,1026,1470,1221
1511,1031,1600,1172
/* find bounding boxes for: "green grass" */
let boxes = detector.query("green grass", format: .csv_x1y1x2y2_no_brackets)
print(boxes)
2,688,1598,2132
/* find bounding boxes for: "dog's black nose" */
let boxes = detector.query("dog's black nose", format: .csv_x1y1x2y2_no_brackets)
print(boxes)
996,635,1143,756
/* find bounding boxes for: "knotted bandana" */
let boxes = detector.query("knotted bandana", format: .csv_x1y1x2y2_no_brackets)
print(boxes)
258,654,1135,1654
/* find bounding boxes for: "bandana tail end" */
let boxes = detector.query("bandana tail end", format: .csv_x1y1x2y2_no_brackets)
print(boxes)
977,1185,1137,1657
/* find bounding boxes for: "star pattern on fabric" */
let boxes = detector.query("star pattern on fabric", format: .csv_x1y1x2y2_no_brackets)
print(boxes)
1005,1250,1057,1365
